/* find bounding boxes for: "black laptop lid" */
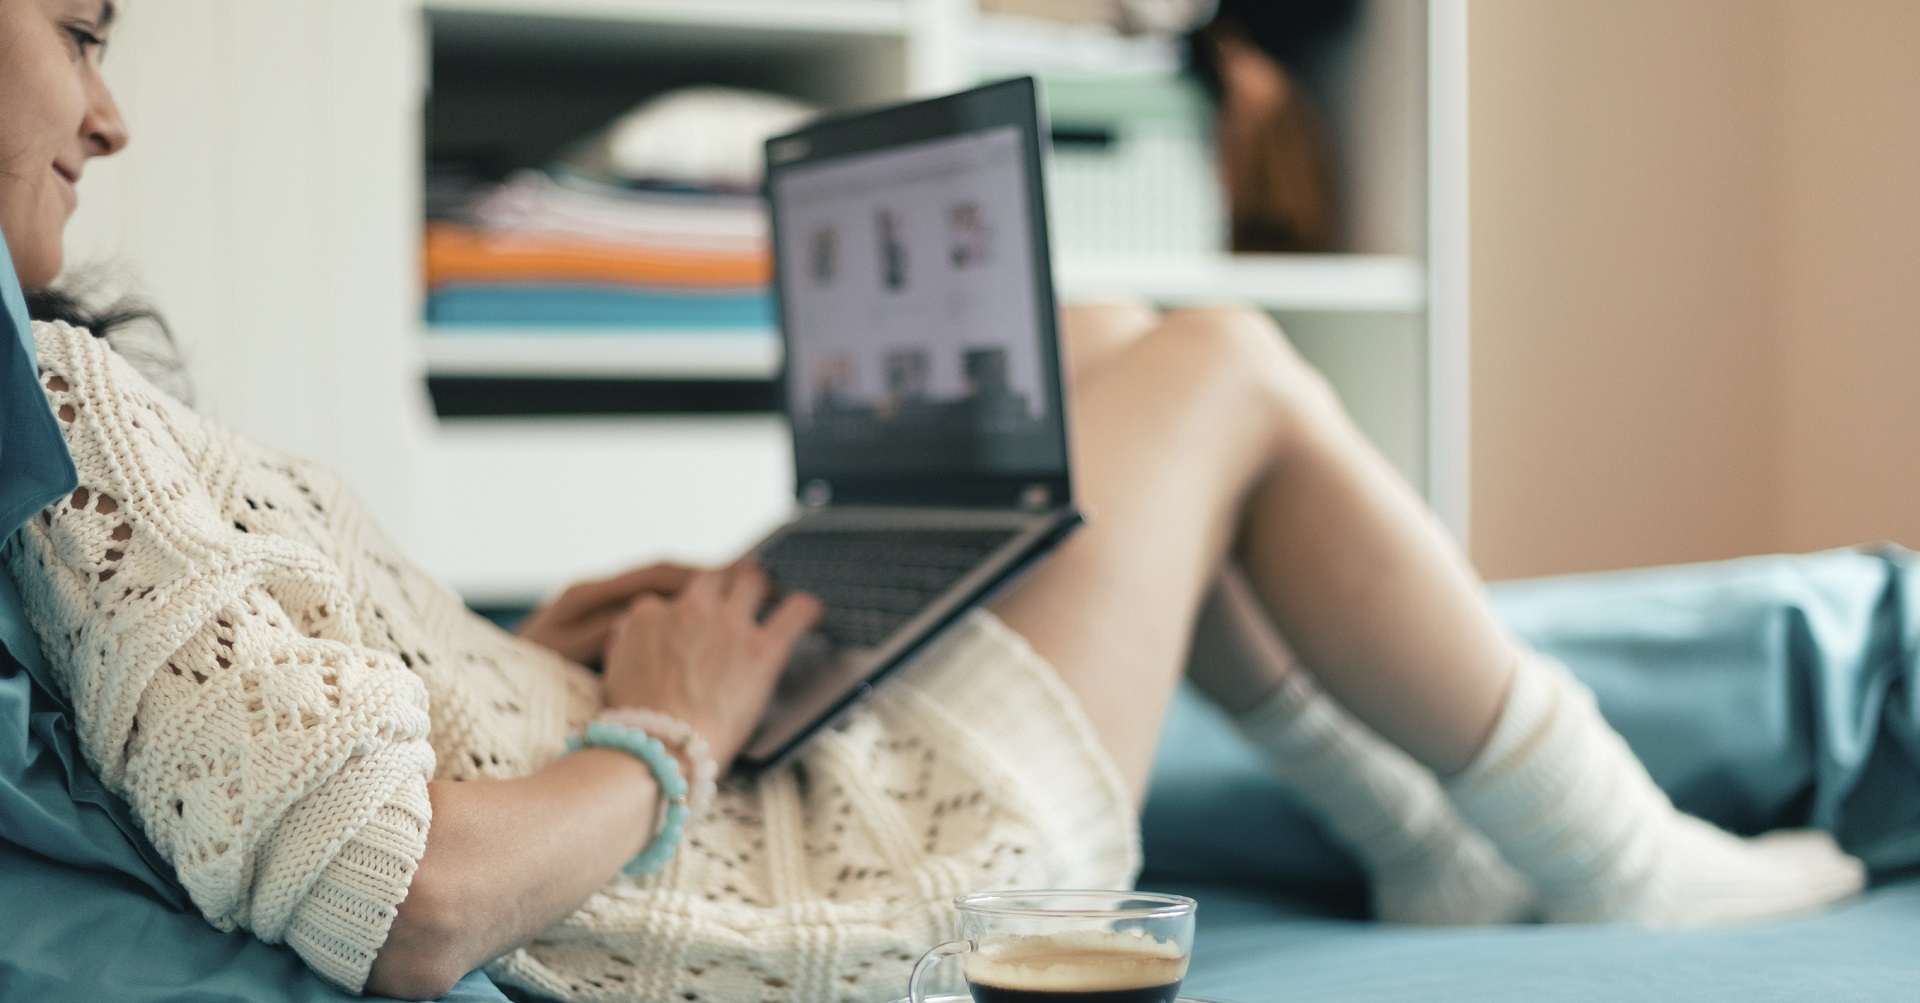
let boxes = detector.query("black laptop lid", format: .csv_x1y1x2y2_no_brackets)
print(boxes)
765,78,1071,510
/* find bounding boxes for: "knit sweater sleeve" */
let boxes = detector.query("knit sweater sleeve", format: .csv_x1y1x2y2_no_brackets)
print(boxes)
7,322,435,992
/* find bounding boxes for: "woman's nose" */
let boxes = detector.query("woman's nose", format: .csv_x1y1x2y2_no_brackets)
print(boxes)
83,70,130,158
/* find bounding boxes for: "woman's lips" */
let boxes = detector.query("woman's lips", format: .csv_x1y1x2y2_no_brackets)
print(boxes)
52,163,80,208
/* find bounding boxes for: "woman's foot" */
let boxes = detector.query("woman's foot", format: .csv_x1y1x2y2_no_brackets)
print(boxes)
1236,671,1535,925
1447,654,1866,925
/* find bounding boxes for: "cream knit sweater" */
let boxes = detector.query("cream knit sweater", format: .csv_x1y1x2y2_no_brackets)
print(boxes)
10,321,1138,1001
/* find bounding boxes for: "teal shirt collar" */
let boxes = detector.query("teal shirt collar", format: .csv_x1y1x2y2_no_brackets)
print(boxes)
0,229,78,540
0,229,79,675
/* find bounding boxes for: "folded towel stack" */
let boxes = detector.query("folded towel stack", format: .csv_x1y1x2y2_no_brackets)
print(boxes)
424,85,821,336
425,169,775,330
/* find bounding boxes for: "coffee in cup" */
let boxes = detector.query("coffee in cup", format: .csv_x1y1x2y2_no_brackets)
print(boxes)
906,891,1197,1003
962,931,1188,1003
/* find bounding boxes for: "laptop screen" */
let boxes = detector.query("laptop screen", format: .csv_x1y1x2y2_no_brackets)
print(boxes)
766,80,1070,508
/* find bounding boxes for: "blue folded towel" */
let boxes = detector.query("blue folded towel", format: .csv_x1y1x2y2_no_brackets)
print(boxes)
427,283,774,329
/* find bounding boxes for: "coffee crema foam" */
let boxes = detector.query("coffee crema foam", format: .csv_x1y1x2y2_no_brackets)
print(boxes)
962,932,1189,992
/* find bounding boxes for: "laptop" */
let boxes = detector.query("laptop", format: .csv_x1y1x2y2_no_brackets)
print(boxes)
734,77,1081,774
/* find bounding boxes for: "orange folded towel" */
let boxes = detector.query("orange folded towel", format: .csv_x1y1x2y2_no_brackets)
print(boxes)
424,223,770,290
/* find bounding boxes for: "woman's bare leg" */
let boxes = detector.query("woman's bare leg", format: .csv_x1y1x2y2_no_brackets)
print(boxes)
995,305,1516,803
1009,306,1863,926
990,303,1512,795
1183,566,1303,712
1230,361,1519,775
1066,301,1326,713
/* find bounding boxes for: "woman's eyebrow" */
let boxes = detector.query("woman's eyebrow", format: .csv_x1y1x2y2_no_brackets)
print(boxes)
94,0,118,31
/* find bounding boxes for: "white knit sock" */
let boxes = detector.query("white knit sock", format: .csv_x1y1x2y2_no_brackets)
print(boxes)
1447,654,1866,925
1236,671,1535,925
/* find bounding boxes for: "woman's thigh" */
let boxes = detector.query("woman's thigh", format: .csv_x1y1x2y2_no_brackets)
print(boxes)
991,307,1308,800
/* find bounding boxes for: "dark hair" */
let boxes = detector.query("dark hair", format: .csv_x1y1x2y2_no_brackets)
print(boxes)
1187,0,1358,99
26,284,161,337
25,278,193,403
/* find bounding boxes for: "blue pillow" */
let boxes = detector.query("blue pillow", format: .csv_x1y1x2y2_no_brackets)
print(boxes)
0,230,508,1001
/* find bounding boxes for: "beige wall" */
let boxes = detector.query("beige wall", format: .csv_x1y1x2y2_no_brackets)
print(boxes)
1775,2,1920,554
1468,0,1920,580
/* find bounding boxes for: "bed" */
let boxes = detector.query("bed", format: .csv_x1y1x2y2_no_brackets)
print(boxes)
6,233,1916,1000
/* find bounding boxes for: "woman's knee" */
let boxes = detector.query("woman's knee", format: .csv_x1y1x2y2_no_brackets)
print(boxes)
1155,306,1339,422
1061,299,1163,383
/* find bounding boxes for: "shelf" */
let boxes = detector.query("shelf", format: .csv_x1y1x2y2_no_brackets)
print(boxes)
1057,255,1426,313
425,2,919,174
971,14,1185,80
425,328,781,379
425,0,911,38
418,416,793,605
420,256,1419,383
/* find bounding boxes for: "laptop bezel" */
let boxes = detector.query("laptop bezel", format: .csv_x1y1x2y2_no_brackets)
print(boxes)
763,76,1073,511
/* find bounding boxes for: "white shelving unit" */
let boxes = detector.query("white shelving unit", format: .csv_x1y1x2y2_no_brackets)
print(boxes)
1060,255,1426,313
68,0,1465,607
410,0,975,602
424,0,915,35
425,329,782,379
423,415,793,606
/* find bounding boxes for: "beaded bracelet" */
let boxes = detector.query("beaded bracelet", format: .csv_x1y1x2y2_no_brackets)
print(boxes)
598,708,720,823
566,721,690,876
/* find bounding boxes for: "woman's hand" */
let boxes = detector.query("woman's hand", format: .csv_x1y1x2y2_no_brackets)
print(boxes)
517,563,697,665
602,561,822,767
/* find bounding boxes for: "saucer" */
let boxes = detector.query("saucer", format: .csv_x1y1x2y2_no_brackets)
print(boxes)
892,997,1233,1002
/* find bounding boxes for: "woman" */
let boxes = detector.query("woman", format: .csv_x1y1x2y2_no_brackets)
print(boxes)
0,2,1864,1001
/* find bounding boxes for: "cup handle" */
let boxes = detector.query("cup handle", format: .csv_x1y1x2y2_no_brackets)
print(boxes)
908,939,972,1002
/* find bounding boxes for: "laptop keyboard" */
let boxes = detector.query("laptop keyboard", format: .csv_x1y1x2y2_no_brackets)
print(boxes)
757,527,1019,649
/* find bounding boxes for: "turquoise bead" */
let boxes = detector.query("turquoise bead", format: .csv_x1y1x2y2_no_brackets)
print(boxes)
567,720,692,877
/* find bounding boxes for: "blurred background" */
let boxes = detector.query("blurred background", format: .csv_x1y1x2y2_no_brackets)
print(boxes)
57,0,1920,607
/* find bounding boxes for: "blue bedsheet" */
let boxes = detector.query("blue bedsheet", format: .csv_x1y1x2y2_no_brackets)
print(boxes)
1159,878,1920,1002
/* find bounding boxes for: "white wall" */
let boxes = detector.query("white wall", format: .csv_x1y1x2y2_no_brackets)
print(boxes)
63,0,430,544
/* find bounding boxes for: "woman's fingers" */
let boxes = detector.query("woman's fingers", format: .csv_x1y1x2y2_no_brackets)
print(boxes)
557,563,699,617
520,563,703,663
723,560,771,620
677,568,726,611
561,610,619,658
618,565,701,608
596,565,821,764
758,593,823,664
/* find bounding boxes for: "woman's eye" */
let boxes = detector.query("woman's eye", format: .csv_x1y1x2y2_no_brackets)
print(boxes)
66,27,106,59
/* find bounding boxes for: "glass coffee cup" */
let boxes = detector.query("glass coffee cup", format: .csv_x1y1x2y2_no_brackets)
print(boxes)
908,890,1198,1003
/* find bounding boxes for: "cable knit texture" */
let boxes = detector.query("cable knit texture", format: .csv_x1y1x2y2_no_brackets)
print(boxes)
10,321,1139,1000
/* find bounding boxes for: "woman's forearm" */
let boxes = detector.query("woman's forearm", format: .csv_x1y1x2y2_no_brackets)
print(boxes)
367,749,660,1000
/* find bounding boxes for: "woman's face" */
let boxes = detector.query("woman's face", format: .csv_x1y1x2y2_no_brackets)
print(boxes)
0,0,128,290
